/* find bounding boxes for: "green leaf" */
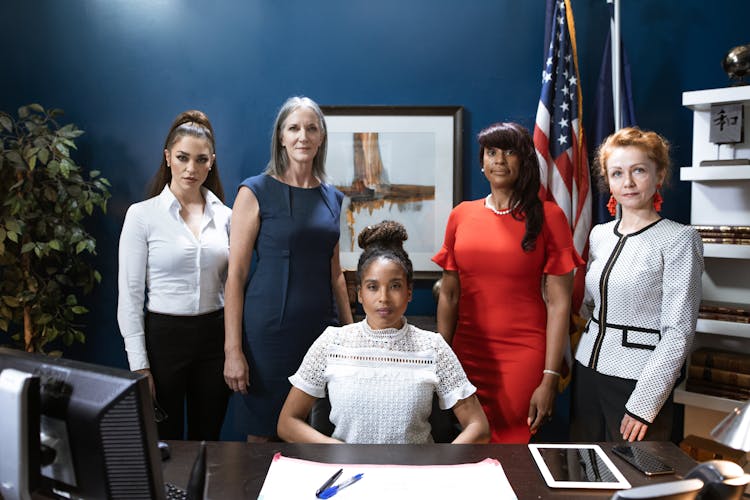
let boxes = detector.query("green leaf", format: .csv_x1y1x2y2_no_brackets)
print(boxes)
38,147,50,165
48,239,62,251
0,228,5,242
37,314,53,325
6,150,24,168
21,242,35,253
94,270,102,283
44,186,57,202
0,318,8,331
75,241,87,254
29,103,44,113
18,106,29,118
90,170,100,178
2,296,20,307
0,115,12,132
7,231,18,243
5,220,21,233
55,142,70,157
71,306,88,314
74,330,86,343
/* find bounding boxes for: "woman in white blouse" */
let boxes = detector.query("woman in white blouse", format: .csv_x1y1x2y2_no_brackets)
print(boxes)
118,110,231,440
277,221,489,444
571,127,703,442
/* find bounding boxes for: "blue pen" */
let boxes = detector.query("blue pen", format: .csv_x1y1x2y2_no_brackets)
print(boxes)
315,468,343,497
318,473,364,499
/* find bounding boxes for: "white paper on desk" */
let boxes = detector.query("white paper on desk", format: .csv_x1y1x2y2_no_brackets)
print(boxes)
257,453,518,499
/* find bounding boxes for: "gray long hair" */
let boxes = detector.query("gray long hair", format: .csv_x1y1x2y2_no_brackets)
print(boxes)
264,96,328,181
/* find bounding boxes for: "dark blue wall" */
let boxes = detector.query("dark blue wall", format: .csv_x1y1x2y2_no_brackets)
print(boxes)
2,0,748,436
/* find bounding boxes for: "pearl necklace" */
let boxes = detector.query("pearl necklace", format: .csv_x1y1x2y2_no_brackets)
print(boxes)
485,195,512,215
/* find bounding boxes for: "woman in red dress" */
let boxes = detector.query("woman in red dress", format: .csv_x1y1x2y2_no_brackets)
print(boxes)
433,122,583,443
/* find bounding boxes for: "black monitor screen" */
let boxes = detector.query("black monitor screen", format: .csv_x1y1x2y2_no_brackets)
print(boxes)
0,347,165,500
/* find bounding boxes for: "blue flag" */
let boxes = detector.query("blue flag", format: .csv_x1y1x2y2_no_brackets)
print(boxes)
591,4,637,224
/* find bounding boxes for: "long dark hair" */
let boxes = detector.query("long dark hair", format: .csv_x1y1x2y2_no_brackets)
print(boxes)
478,122,543,252
356,220,413,288
146,110,225,201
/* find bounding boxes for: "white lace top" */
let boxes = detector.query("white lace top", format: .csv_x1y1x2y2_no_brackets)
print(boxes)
289,319,476,444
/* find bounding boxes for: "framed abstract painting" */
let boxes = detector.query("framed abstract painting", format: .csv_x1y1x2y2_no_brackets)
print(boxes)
321,105,463,276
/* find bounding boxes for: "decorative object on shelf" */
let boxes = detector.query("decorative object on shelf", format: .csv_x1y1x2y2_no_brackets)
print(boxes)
709,103,743,144
722,44,750,86
0,104,111,353
701,101,750,166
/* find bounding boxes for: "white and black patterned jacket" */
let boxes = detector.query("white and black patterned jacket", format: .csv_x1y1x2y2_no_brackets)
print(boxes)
575,218,703,424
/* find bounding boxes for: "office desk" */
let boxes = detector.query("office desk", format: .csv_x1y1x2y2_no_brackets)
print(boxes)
163,441,698,499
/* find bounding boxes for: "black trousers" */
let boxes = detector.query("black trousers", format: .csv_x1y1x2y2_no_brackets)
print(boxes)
570,361,674,442
145,309,230,440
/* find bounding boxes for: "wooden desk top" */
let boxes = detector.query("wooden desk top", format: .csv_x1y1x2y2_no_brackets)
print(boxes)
162,441,698,499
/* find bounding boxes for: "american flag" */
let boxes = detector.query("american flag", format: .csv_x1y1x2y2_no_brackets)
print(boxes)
533,0,592,381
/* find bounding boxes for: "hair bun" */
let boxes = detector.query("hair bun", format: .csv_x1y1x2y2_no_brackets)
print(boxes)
357,220,408,251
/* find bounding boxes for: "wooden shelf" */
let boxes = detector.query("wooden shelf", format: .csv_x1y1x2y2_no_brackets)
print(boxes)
674,380,743,413
683,86,750,111
703,243,750,259
680,166,750,181
695,318,750,339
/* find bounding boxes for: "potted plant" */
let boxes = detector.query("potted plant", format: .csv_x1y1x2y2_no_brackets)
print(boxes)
0,104,111,353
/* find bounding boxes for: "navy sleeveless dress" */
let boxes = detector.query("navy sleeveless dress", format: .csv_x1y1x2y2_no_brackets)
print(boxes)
239,174,343,436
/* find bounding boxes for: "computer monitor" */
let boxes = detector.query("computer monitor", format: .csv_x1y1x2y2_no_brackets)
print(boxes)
0,347,166,500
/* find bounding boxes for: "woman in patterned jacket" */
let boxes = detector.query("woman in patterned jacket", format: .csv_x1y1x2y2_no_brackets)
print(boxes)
276,221,489,444
571,127,703,442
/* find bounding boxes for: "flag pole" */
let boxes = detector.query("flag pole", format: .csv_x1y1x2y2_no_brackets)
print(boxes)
610,0,622,131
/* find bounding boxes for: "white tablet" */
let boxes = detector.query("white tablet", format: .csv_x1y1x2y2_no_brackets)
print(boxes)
528,444,631,490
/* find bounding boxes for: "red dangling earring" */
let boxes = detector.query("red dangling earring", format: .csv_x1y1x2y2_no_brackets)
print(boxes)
607,194,618,217
653,184,663,212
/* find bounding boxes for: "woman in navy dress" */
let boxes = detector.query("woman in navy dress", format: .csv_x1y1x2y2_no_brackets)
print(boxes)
223,96,353,441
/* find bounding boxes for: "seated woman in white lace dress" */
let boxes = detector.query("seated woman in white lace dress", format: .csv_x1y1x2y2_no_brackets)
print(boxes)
277,221,490,444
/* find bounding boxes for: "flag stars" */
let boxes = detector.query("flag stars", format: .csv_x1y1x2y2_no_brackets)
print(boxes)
542,71,552,83
560,101,570,112
559,117,569,128
568,75,577,86
557,135,568,146
561,86,570,96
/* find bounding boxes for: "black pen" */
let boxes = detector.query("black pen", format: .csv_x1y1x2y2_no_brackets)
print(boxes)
315,468,343,498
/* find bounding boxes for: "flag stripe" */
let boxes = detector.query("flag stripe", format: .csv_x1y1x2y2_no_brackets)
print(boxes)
533,0,592,383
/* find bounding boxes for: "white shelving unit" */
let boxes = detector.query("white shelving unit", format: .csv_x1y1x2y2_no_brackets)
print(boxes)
675,86,750,438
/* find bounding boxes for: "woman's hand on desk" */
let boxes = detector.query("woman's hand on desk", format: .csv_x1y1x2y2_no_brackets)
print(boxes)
224,349,249,394
620,414,648,442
